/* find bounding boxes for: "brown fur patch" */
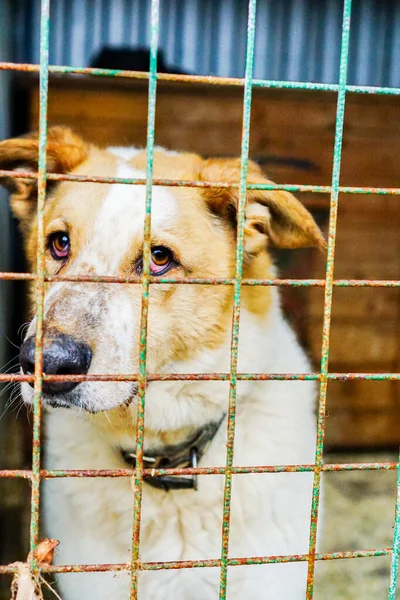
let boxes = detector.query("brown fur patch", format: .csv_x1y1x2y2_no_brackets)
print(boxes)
0,126,89,229
199,157,326,251
130,149,203,182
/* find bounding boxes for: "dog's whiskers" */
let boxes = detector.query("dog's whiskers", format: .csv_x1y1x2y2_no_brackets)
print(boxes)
4,335,21,352
0,356,23,421
17,321,31,340
0,353,20,374
14,396,28,422
0,384,24,421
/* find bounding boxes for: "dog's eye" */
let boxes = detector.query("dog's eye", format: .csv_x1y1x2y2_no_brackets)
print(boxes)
136,246,175,276
150,246,174,275
48,232,70,261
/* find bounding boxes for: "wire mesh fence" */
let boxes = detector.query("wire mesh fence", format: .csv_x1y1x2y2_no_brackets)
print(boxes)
0,0,399,598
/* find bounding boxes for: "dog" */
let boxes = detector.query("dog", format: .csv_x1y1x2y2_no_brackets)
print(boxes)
0,127,325,599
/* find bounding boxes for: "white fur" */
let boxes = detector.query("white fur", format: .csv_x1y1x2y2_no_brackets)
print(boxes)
42,294,317,599
108,146,142,160
87,162,178,273
153,146,182,156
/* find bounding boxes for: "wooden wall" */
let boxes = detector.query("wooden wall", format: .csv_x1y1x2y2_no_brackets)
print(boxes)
26,75,400,448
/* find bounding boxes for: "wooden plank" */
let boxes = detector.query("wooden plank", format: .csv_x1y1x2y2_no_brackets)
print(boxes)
307,319,398,365
30,83,400,187
327,379,397,409
325,408,400,448
308,288,400,319
312,225,400,280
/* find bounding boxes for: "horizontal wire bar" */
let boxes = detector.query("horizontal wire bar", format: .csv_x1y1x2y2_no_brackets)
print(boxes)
2,372,400,383
0,470,32,479
1,168,400,197
0,462,398,480
2,273,400,288
1,61,400,96
0,272,35,280
0,547,393,575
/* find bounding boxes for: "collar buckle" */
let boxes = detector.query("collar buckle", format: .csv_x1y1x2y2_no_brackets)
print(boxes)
190,446,198,491
120,414,225,492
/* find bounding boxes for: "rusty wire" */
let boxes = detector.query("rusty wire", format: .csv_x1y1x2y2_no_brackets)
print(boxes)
0,547,395,577
1,168,400,197
1,60,400,97
129,1,160,595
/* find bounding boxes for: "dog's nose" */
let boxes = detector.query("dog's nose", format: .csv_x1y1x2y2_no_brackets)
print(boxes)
19,331,92,395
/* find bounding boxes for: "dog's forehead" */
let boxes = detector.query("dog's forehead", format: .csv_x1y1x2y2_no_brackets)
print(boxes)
93,162,178,236
82,162,179,276
49,158,180,242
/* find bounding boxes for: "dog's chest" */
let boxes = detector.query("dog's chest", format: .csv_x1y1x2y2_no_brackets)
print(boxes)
42,371,316,599
43,411,225,564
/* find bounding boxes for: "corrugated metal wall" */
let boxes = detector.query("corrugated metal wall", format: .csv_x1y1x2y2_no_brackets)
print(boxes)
11,0,400,87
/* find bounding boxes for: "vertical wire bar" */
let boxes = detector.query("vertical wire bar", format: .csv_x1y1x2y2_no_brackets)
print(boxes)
306,0,352,597
218,1,257,597
388,452,400,599
130,0,159,597
29,0,50,570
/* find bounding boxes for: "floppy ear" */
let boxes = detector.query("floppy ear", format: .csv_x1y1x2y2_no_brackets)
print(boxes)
200,158,326,255
0,126,88,230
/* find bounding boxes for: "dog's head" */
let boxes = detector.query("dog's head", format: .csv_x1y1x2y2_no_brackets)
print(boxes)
0,127,325,416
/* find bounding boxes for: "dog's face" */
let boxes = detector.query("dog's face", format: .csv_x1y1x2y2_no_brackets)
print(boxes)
0,127,325,414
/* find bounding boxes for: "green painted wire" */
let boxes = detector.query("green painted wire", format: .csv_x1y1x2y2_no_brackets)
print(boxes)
29,0,50,573
218,1,257,598
130,1,160,598
306,0,353,597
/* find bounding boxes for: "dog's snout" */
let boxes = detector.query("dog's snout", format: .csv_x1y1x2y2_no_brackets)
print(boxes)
19,331,92,395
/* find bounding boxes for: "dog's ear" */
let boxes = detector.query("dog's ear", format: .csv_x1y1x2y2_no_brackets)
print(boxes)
0,126,88,229
200,158,326,255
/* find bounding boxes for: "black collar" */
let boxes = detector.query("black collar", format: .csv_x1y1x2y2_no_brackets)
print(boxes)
120,414,225,492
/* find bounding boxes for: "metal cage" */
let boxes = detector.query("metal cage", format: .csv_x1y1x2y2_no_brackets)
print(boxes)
0,0,399,598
